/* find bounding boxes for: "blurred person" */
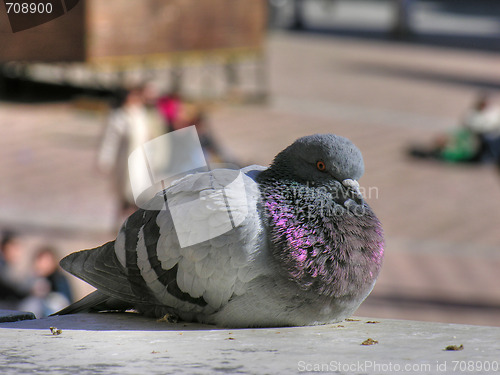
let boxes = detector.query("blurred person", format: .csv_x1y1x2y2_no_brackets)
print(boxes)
464,94,500,163
18,246,73,318
157,90,239,167
290,0,305,30
156,89,186,133
32,246,73,303
408,93,500,163
391,0,414,38
0,231,31,308
98,87,164,227
142,82,167,135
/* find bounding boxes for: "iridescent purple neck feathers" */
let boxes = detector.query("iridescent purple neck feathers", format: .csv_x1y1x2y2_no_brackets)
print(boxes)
257,169,384,299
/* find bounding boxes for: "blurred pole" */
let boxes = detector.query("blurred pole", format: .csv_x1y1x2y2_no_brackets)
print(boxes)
267,0,277,28
255,54,269,103
170,64,183,93
0,65,5,97
225,59,239,91
391,0,413,39
290,0,305,30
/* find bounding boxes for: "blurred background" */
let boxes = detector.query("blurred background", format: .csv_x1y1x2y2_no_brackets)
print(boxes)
1,0,500,325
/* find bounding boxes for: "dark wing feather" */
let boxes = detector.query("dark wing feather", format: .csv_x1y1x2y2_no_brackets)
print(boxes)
52,290,132,315
59,240,150,304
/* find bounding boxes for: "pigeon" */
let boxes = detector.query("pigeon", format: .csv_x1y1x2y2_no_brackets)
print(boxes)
56,134,384,327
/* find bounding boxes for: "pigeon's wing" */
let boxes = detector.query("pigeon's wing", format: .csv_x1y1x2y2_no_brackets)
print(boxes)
53,290,132,315
59,166,267,316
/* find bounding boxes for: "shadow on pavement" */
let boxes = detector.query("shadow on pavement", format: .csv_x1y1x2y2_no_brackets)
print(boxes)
0,312,220,331
345,61,500,91
0,76,112,103
292,26,500,53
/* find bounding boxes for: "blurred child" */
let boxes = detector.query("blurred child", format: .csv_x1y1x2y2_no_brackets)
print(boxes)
19,246,73,318
0,231,31,308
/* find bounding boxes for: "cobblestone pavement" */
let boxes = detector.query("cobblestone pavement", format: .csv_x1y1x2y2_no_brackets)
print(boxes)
2,32,500,326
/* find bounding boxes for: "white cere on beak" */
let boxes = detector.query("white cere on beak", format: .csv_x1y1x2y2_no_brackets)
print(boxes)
342,179,363,202
342,179,360,192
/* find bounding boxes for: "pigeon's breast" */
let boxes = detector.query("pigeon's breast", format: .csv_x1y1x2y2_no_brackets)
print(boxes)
263,185,384,299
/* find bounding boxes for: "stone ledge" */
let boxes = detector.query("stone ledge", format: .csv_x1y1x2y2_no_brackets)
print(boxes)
1,313,499,374
0,309,36,323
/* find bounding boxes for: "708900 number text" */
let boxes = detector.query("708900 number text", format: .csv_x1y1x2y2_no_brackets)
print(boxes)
5,2,53,14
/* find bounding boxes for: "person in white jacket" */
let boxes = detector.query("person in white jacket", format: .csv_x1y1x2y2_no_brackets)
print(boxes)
98,87,164,227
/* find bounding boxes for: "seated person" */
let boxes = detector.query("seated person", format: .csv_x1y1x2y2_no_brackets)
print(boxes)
409,93,500,163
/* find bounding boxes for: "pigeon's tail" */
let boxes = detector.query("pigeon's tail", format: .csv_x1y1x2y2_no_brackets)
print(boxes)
51,290,132,315
55,240,148,314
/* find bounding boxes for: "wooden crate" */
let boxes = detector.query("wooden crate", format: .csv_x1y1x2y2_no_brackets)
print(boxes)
0,1,86,62
0,0,267,64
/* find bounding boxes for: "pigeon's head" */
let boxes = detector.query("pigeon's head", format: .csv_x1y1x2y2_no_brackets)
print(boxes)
271,134,364,184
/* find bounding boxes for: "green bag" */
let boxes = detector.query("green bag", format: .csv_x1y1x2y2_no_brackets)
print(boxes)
440,128,480,162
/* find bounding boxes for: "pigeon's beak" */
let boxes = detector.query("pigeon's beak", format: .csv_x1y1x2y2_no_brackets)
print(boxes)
342,179,363,204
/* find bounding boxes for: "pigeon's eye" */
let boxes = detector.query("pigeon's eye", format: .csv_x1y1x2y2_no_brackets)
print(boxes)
316,161,326,172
